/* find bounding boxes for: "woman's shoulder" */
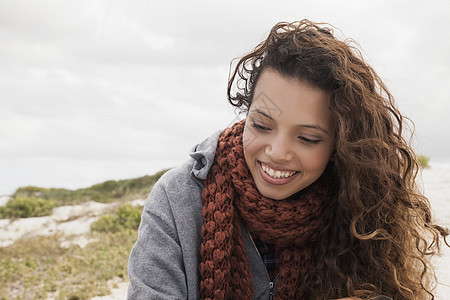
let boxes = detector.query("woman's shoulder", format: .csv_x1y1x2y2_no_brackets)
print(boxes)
139,129,223,244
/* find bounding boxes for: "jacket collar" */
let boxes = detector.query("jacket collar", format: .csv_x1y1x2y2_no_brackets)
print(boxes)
189,130,222,182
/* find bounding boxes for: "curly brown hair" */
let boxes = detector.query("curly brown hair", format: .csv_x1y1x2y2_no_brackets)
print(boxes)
227,19,449,299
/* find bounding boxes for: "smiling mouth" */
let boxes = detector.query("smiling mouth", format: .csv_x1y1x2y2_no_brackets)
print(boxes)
260,162,297,178
258,162,299,185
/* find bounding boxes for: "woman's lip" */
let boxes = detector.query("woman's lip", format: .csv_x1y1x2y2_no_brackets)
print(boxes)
258,161,299,186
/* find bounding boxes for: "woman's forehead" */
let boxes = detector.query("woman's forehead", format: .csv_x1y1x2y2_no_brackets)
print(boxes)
250,69,334,130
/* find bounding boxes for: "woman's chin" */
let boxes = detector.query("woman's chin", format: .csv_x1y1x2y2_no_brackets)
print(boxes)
257,186,295,201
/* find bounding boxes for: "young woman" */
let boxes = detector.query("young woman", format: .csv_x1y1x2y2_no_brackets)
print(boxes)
127,20,448,299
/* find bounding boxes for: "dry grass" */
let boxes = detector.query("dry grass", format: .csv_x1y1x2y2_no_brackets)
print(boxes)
0,230,137,300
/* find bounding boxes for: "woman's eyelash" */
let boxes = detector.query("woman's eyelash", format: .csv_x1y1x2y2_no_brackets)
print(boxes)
299,136,321,144
251,121,321,144
251,121,270,131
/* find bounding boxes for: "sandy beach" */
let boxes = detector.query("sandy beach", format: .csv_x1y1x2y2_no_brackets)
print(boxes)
0,164,449,299
421,163,450,298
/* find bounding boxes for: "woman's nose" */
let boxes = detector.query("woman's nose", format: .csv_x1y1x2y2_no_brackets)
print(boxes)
265,135,293,162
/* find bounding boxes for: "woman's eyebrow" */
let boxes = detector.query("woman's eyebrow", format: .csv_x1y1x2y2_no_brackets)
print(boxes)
252,108,274,120
296,124,329,135
251,108,329,135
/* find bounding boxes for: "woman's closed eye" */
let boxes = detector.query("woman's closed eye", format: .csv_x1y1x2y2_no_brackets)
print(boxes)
252,120,321,144
251,121,271,131
299,136,321,144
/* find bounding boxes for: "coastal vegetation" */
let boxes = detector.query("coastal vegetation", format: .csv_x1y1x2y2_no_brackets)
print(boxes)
418,155,430,168
0,169,168,219
0,169,168,299
0,196,57,219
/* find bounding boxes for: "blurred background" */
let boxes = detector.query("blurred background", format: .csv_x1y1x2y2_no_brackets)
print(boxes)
1,0,449,194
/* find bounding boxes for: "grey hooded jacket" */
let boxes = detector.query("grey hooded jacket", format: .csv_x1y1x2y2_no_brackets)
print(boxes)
127,130,277,299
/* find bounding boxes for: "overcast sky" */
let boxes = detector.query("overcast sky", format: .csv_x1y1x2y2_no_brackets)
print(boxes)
1,0,449,195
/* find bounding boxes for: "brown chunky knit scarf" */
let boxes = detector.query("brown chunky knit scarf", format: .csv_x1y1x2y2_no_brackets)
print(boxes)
200,120,331,300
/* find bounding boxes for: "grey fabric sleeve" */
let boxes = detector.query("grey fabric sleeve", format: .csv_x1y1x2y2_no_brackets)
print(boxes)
127,181,187,300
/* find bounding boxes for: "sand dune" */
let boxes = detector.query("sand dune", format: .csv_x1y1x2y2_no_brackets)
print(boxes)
421,163,450,298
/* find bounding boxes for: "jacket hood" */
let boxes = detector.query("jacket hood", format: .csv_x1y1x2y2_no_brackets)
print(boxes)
189,130,222,181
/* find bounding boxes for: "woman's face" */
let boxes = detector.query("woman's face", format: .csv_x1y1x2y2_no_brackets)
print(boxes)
243,68,335,200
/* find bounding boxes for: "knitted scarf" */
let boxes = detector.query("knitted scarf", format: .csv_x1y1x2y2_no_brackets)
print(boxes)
200,120,331,300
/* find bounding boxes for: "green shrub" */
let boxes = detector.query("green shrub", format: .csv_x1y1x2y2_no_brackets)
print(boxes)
0,196,57,219
14,186,49,196
418,155,430,168
90,215,121,233
91,204,142,233
115,203,142,230
13,169,170,206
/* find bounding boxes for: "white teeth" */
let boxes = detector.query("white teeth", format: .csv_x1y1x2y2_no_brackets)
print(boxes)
261,163,296,179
